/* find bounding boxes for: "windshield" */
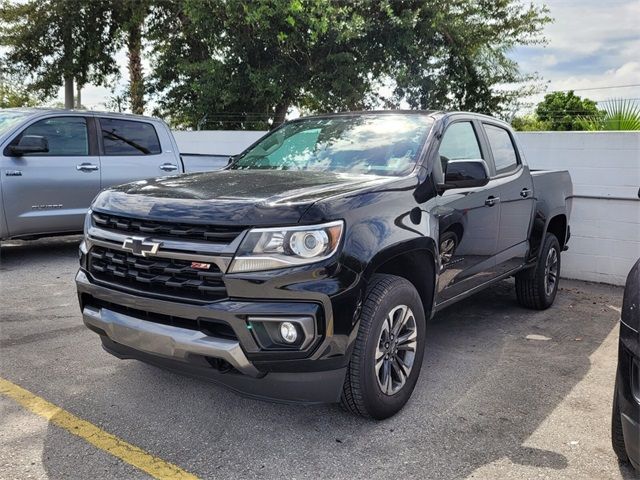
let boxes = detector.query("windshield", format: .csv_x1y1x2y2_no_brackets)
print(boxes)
231,114,434,177
0,111,30,136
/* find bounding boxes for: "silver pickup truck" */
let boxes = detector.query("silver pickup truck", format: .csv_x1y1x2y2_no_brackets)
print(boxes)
0,108,227,241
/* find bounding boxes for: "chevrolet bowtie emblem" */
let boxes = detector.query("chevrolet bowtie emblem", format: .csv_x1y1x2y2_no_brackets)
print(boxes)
121,236,162,257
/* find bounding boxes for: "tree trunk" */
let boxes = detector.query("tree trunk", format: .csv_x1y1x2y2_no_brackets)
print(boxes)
127,21,144,115
76,82,82,109
272,101,289,129
64,76,74,109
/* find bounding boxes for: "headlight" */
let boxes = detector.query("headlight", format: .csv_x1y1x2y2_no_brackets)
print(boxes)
84,208,93,235
228,220,344,273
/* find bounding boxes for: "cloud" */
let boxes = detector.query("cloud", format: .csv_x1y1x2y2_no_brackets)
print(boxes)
511,0,640,107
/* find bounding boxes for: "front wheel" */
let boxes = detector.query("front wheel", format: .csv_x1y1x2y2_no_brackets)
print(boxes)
515,233,561,310
341,274,426,419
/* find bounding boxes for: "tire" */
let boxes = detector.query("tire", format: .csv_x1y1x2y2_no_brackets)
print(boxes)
612,383,630,463
341,274,426,419
515,232,561,310
439,231,458,265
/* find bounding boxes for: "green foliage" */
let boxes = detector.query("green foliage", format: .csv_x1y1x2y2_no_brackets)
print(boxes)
0,76,37,107
0,0,121,99
510,114,551,131
149,0,550,129
534,91,600,131
577,99,640,131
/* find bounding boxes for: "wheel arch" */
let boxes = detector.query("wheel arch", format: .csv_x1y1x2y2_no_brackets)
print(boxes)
529,205,569,260
363,238,438,319
545,213,568,248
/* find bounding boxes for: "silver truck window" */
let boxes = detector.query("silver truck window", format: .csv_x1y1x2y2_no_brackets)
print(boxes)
15,116,89,156
100,118,161,156
484,124,519,175
0,111,30,136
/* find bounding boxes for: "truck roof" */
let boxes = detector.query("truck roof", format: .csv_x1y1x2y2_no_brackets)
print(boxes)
1,107,161,122
290,109,510,125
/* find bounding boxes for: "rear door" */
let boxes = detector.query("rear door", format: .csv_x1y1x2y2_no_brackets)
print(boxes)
434,119,502,304
481,122,535,274
97,117,180,189
0,115,100,237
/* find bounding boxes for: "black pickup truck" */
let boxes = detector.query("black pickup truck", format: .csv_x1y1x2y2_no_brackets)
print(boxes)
76,111,572,418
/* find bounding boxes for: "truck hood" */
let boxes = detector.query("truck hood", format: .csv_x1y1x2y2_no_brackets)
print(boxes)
92,169,396,225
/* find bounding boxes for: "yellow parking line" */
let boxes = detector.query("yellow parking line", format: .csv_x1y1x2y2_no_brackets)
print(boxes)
0,377,198,480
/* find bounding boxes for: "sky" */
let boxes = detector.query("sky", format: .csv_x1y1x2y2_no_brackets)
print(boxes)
56,0,640,114
510,0,640,109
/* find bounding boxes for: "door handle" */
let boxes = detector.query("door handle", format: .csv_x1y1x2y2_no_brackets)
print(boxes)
159,163,178,172
76,163,99,172
485,196,500,207
520,188,532,198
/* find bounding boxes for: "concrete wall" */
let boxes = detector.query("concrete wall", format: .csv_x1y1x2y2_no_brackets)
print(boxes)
173,129,640,286
517,132,639,286
173,130,266,156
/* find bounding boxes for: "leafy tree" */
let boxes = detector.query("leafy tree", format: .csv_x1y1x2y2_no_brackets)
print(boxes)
387,0,549,114
149,0,550,129
535,90,600,131
0,0,121,108
0,75,37,107
578,99,640,131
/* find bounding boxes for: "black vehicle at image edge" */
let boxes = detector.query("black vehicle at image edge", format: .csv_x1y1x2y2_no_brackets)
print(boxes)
612,258,640,471
76,111,573,419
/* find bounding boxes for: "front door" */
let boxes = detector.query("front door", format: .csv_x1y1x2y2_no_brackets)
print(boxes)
97,117,179,189
0,115,101,237
434,120,502,304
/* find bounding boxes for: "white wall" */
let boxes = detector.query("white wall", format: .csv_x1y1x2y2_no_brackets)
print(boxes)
173,129,640,286
172,130,266,156
517,132,639,286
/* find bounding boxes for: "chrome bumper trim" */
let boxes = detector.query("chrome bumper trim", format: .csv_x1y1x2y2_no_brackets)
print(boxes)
83,305,260,377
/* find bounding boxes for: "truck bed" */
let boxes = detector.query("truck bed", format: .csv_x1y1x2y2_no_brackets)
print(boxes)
530,169,573,217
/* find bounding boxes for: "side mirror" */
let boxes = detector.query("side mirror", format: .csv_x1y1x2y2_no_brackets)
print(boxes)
9,135,49,156
441,159,490,190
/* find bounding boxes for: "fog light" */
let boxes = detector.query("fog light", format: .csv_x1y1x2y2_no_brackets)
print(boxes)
279,321,298,344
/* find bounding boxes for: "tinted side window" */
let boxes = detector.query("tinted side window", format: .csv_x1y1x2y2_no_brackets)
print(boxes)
484,124,519,175
100,118,161,155
438,122,482,172
16,117,88,156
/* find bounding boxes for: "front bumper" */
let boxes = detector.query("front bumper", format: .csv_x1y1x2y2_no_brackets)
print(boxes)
76,269,357,403
100,336,346,404
82,302,260,377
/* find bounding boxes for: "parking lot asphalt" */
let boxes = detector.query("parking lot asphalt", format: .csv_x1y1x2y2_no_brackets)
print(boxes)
0,236,637,480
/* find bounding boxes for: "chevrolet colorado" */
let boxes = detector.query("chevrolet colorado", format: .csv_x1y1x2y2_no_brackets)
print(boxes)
76,111,573,418
0,108,225,240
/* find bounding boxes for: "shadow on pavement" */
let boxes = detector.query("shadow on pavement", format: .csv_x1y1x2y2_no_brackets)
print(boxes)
0,235,82,270
7,237,626,478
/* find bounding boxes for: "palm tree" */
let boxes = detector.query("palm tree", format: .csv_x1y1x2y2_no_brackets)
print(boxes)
579,99,640,131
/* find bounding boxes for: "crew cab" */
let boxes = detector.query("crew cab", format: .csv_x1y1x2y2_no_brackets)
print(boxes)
0,108,224,241
76,111,573,418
